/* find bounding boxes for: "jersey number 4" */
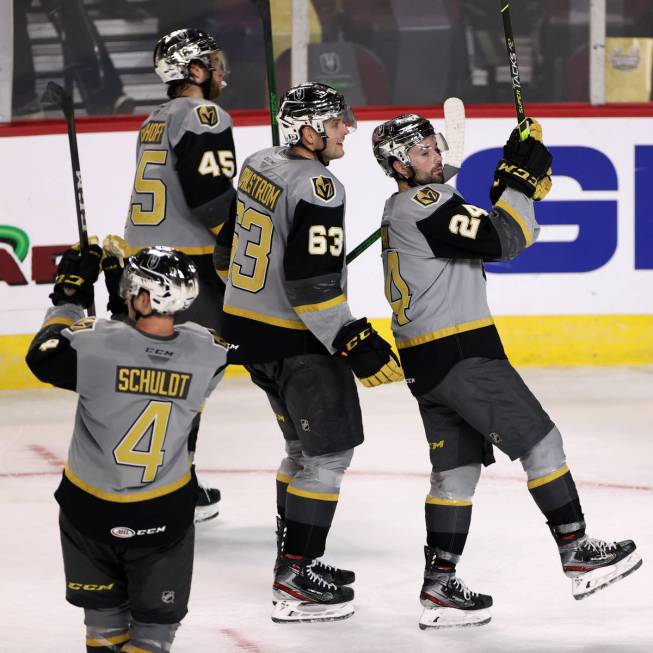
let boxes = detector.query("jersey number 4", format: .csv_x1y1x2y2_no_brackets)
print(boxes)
113,401,172,483
385,250,412,325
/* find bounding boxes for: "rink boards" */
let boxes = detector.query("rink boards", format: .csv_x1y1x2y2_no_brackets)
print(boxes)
1,111,652,388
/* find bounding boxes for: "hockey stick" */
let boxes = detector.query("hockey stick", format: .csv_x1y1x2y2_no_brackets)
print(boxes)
499,1,529,141
256,0,280,146
41,81,95,316
346,98,466,265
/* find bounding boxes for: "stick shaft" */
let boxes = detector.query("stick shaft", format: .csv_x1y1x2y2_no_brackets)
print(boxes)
257,0,280,146
499,1,529,140
345,228,381,265
42,81,94,315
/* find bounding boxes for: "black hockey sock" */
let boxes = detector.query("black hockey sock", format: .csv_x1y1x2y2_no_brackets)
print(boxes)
425,501,472,562
283,519,330,559
528,468,584,528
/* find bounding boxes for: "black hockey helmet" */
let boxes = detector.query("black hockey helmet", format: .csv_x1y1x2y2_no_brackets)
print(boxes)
372,114,447,178
154,28,226,84
277,82,357,145
120,246,199,315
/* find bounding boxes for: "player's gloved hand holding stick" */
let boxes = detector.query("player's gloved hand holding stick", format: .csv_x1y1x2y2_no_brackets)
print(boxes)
490,118,553,204
50,240,102,309
333,318,403,388
101,235,129,316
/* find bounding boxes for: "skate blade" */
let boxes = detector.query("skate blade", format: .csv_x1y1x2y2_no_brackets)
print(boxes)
193,505,220,524
572,551,643,600
419,606,491,630
271,599,355,623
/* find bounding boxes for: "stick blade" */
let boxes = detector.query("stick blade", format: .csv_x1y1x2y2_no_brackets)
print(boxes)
41,81,71,112
443,97,465,180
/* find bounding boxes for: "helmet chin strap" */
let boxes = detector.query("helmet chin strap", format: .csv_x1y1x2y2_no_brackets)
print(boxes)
298,127,330,166
395,166,420,187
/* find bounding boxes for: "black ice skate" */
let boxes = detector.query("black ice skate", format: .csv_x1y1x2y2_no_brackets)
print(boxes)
193,483,221,523
272,555,355,623
560,536,642,600
275,517,355,585
419,546,492,630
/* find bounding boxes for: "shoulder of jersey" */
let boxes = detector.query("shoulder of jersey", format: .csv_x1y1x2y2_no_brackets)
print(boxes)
171,97,231,132
64,316,97,335
396,183,456,217
175,322,231,352
286,159,343,205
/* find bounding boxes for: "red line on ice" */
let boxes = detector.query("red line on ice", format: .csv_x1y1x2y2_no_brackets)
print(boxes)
2,461,652,493
27,444,64,468
219,628,264,653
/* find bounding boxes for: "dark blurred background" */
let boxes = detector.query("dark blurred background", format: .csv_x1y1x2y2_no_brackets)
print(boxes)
8,0,653,119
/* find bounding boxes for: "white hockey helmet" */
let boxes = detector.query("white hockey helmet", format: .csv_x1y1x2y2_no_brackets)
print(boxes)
153,28,226,84
372,114,448,178
277,82,357,145
120,246,199,315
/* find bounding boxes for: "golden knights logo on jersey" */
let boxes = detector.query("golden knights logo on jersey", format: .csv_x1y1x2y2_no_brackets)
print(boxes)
196,105,219,127
311,175,336,202
412,186,441,208
67,317,96,333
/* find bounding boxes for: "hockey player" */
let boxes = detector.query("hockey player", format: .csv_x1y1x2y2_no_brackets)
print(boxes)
216,82,403,623
372,114,642,629
26,244,228,652
124,28,237,521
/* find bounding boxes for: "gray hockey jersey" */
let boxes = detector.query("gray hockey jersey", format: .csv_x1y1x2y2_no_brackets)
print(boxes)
381,183,539,396
221,147,354,363
125,96,236,255
26,303,227,545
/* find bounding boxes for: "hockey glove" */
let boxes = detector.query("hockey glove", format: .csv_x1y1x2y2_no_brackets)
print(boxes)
50,239,102,308
532,167,553,201
101,235,129,316
333,318,403,388
490,118,553,203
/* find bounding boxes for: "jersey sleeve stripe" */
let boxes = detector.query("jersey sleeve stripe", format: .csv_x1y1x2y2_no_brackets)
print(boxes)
397,317,495,349
64,465,192,502
210,223,225,236
223,304,308,330
124,241,214,256
42,316,75,328
293,293,346,314
495,198,534,247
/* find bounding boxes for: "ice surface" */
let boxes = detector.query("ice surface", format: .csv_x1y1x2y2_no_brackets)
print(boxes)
1,367,651,652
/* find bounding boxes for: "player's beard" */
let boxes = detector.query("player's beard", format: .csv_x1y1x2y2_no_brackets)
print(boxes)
414,167,444,185
208,78,223,100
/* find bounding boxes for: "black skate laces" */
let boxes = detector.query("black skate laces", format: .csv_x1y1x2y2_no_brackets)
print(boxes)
306,560,337,590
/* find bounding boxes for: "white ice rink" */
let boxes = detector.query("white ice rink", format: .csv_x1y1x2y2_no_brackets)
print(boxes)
1,367,651,653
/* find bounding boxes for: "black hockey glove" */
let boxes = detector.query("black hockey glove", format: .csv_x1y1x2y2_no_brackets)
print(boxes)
490,118,553,203
333,318,403,388
50,241,102,308
101,235,128,316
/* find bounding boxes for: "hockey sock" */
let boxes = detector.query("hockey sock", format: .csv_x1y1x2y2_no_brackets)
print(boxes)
425,498,472,564
527,466,585,541
276,472,289,520
283,518,331,559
